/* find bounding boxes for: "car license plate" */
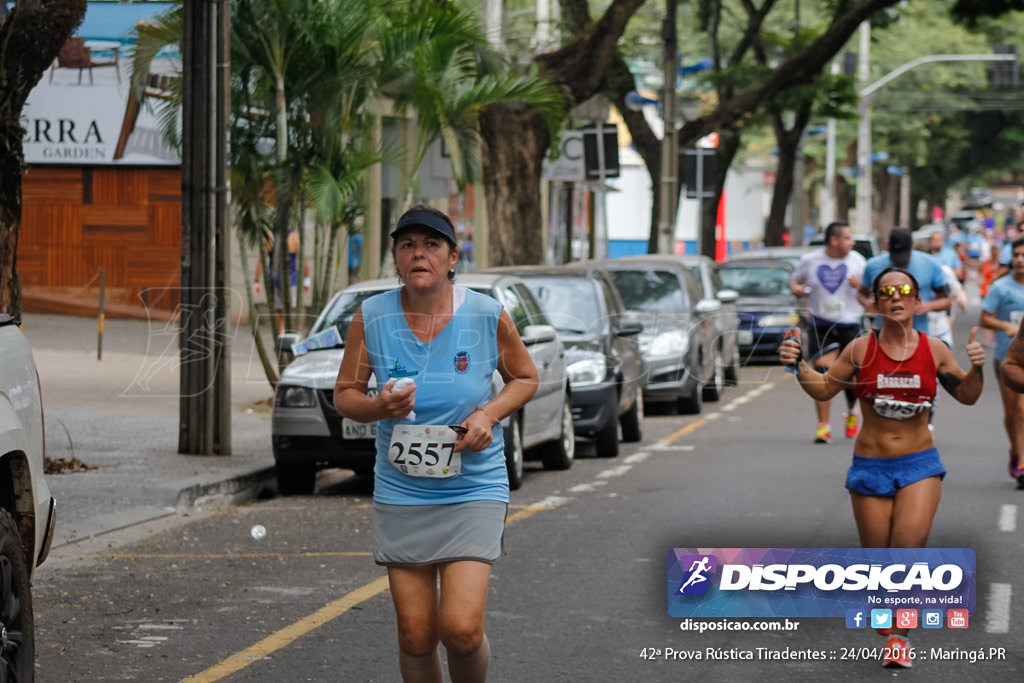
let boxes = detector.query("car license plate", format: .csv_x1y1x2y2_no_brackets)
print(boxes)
343,419,377,440
737,330,754,345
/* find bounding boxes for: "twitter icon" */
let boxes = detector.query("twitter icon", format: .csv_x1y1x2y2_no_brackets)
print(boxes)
871,609,892,629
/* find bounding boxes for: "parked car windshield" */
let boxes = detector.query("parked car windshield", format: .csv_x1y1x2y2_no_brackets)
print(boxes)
308,283,520,348
719,265,792,297
313,287,393,344
521,277,600,335
607,269,686,313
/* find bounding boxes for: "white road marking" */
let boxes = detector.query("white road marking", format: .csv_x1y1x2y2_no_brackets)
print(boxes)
531,495,572,509
624,452,650,464
117,639,162,648
649,442,694,451
998,504,1017,532
985,583,1012,633
596,465,632,479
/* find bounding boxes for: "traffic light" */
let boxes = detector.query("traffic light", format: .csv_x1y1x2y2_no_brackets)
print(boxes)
990,45,1019,88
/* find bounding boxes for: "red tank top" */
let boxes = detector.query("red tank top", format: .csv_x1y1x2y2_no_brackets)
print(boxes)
854,331,937,403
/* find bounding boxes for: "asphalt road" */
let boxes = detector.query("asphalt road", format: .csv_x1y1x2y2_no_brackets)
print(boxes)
30,309,1024,682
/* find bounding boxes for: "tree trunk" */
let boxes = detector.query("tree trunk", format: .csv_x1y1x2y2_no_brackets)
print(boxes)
0,1,87,316
702,127,742,258
765,105,813,246
876,169,900,235
479,102,550,266
836,139,858,223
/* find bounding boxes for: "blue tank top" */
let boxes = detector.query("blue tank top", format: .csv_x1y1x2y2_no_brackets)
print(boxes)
361,285,508,505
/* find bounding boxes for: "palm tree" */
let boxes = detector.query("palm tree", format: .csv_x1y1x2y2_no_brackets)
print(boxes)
130,0,564,387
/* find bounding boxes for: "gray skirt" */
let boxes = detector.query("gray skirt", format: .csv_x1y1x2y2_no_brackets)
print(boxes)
372,500,507,567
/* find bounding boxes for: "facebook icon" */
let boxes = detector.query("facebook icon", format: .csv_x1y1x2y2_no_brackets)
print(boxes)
845,609,866,629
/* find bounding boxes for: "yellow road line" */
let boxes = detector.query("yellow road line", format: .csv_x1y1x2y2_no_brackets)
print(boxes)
181,575,391,683
505,503,556,525
663,418,708,442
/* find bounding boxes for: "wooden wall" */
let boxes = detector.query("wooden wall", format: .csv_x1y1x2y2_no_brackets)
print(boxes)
19,166,181,313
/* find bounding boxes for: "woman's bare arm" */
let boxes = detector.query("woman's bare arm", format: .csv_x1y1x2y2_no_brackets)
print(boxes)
934,328,985,405
779,329,859,401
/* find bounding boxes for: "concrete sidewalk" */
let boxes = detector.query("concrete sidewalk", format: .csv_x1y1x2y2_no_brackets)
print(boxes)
21,312,281,549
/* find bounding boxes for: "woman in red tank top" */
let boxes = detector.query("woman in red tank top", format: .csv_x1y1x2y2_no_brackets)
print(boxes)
780,266,985,668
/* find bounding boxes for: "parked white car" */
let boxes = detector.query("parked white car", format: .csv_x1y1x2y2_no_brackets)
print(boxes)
1,313,57,680
272,275,575,494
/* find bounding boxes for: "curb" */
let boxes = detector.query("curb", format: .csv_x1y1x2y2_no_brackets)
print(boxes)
175,466,278,511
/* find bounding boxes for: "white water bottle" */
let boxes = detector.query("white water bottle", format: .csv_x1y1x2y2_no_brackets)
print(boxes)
392,377,416,420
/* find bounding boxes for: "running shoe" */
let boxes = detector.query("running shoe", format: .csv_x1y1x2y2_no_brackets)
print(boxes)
1017,474,1024,490
814,423,831,444
844,412,860,439
881,634,912,668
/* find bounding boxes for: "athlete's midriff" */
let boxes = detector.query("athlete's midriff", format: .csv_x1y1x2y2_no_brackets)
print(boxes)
850,330,938,458
852,407,935,459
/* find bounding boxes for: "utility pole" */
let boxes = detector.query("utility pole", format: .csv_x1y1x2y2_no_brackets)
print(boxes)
821,60,839,228
657,0,678,254
179,1,231,455
855,21,872,237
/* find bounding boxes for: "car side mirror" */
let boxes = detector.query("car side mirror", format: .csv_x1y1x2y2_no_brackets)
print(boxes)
521,324,557,346
276,332,301,353
616,320,644,337
695,298,721,314
716,289,739,304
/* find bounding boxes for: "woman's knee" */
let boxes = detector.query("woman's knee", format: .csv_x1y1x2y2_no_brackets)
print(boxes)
439,617,485,656
396,618,439,656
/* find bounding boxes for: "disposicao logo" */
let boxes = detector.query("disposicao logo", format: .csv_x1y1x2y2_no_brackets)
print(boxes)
676,555,718,595
667,548,976,619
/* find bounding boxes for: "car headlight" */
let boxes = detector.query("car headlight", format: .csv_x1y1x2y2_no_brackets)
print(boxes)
566,357,606,387
757,313,800,328
276,385,317,408
647,330,689,357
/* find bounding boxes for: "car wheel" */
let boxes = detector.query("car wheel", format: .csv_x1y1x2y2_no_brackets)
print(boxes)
276,463,316,496
677,381,703,415
620,384,643,443
505,416,525,490
702,348,724,402
595,413,619,458
725,344,740,386
351,464,375,478
0,508,33,683
541,395,576,471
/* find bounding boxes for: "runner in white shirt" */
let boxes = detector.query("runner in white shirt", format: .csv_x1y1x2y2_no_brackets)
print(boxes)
790,221,867,444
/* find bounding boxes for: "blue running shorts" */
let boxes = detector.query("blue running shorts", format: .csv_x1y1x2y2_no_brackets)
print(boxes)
845,447,946,497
